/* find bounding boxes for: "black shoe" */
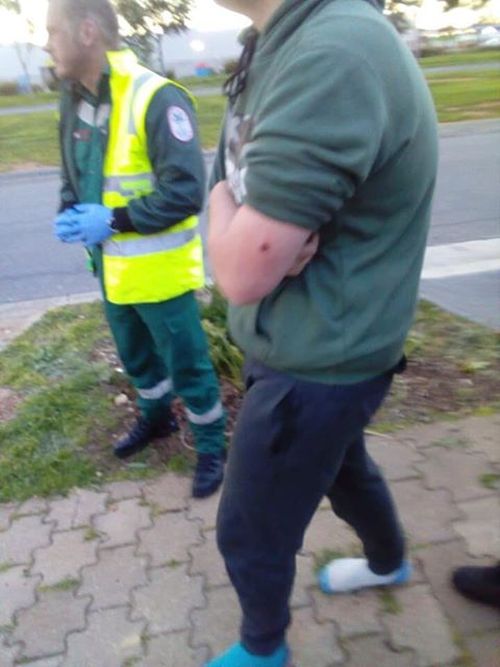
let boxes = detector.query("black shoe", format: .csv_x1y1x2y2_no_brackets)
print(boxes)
192,451,226,499
452,563,500,609
114,413,179,459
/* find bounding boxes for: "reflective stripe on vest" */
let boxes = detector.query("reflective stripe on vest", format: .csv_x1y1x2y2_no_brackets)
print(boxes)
104,226,197,257
101,50,204,305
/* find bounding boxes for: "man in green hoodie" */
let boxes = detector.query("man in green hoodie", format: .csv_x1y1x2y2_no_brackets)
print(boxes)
207,0,438,665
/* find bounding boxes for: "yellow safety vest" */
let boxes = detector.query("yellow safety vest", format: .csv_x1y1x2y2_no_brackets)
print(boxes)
101,49,204,305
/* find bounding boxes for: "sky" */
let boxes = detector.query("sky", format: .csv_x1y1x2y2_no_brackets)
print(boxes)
0,0,249,46
0,0,499,46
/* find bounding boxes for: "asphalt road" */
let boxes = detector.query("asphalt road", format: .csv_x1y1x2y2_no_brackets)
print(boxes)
0,121,498,328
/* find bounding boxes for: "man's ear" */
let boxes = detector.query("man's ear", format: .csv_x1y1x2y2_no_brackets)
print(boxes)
79,17,100,47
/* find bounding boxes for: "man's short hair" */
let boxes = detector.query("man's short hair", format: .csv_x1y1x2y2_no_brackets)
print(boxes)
53,0,120,48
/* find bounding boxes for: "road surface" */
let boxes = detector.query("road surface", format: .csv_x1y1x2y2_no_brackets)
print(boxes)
0,120,498,328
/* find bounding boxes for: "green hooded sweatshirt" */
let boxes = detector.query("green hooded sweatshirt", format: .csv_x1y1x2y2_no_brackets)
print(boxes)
212,0,438,384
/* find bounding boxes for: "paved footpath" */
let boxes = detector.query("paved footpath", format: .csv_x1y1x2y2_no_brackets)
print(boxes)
1,413,499,666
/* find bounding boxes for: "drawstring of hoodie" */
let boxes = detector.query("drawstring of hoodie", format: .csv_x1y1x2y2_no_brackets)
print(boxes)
223,28,259,107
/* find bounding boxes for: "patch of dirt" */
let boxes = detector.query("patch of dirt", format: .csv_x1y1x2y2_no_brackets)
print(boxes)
375,356,500,427
0,387,23,423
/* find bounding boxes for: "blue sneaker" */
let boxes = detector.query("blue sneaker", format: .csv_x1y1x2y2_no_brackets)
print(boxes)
205,642,292,666
318,557,413,594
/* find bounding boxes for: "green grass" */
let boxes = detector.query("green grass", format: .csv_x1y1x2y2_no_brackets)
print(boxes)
0,95,225,171
180,73,226,90
378,589,402,615
0,92,58,108
426,68,500,122
0,110,59,171
0,295,498,503
1,66,498,172
419,47,500,68
39,577,80,593
479,473,500,490
0,302,122,501
197,94,226,150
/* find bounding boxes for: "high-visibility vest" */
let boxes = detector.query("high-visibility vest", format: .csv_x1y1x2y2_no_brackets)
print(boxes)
101,49,204,305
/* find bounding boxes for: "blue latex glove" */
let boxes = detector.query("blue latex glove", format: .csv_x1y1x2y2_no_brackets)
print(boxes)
54,204,114,245
54,208,82,243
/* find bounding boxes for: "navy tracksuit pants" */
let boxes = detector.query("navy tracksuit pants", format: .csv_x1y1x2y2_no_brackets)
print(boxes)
216,359,405,655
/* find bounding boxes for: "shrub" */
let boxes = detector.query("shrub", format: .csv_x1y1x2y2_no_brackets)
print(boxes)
0,81,19,96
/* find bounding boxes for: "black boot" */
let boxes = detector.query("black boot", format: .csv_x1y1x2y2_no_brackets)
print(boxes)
192,451,226,498
452,563,500,609
114,412,179,459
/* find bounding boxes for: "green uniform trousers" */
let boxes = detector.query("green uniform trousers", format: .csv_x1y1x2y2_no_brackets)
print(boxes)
94,245,225,454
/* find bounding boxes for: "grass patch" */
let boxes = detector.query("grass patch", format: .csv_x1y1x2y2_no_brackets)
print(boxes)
0,92,58,108
427,68,500,122
83,526,102,541
0,562,14,573
1,67,499,172
39,577,80,592
196,94,226,150
378,589,402,615
180,73,226,90
165,453,193,475
374,300,500,430
0,95,225,172
0,294,498,503
419,48,500,68
313,549,347,573
479,473,500,490
0,110,59,172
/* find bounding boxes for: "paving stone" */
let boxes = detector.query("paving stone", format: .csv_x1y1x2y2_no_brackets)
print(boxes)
190,529,229,588
398,421,472,451
13,590,88,660
102,479,144,501
464,631,500,667
17,498,49,516
454,496,500,558
417,540,500,635
461,414,500,464
187,487,222,530
0,642,20,667
93,498,152,548
289,606,344,667
143,631,208,667
192,586,241,656
143,474,191,513
131,563,204,634
367,435,423,480
383,584,459,667
391,479,460,544
312,587,382,637
0,515,53,564
32,528,98,586
78,545,148,610
291,554,316,608
416,447,494,502
302,509,360,556
343,635,415,667
63,607,145,667
45,489,108,531
0,503,18,532
138,511,202,566
0,565,41,626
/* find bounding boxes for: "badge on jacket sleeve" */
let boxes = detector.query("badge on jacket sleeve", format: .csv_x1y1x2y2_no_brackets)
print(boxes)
167,106,194,142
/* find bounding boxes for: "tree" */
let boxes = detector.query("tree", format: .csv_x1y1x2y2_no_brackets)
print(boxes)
113,0,193,72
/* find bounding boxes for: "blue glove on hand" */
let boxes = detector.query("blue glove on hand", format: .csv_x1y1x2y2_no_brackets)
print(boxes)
54,204,114,245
